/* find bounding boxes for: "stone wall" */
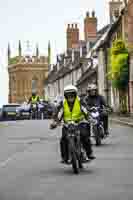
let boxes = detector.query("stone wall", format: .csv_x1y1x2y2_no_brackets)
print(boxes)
8,63,48,103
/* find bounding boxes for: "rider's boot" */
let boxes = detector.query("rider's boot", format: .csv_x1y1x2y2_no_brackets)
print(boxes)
87,152,96,160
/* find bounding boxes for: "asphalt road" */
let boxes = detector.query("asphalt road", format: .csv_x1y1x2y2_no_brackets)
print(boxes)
0,120,133,200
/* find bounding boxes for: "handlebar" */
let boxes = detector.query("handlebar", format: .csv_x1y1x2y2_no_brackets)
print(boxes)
88,106,111,113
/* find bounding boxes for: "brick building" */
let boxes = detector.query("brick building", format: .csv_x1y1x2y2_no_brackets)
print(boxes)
128,0,133,114
44,10,107,100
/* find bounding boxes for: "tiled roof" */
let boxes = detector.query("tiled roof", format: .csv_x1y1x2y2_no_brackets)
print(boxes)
76,66,97,86
97,24,110,35
56,65,71,79
86,26,112,59
77,17,122,86
44,23,113,86
97,16,122,49
44,69,58,84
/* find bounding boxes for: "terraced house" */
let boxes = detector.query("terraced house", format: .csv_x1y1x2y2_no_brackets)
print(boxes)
44,0,133,115
44,10,109,100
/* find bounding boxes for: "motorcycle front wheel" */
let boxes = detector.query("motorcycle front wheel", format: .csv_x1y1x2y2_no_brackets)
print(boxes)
69,138,80,174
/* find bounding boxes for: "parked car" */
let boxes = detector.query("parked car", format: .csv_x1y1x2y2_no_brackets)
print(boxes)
0,108,2,121
1,104,21,120
18,102,31,120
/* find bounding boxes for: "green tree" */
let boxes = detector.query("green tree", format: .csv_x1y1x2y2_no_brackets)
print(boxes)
108,39,129,113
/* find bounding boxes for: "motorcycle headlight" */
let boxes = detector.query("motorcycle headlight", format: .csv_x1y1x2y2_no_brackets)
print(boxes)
16,109,19,113
33,104,36,108
91,112,99,118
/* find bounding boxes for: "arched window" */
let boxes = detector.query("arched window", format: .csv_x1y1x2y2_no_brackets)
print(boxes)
12,76,16,93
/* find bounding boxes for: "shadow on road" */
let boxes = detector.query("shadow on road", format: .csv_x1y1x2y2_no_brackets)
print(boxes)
37,165,95,178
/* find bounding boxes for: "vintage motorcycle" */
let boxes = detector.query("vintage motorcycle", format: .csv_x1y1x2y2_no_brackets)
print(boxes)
42,101,54,119
63,121,90,174
89,106,105,146
30,103,38,119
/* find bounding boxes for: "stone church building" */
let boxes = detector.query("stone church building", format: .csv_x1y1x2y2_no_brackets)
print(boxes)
8,41,51,103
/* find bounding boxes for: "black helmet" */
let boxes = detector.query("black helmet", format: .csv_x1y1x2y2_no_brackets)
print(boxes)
32,91,36,96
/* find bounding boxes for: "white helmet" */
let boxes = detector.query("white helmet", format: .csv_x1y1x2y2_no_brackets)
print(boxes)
87,83,97,91
64,85,78,96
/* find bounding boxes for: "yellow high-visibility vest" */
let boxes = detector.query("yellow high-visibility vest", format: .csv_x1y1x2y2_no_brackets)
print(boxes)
31,96,38,104
63,96,84,122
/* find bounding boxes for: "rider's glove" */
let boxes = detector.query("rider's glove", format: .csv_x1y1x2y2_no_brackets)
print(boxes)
50,120,57,129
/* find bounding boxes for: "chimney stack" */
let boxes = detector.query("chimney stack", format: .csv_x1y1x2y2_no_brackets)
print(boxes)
84,10,97,43
109,0,122,23
66,23,79,50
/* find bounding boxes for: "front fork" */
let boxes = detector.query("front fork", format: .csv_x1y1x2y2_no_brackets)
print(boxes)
91,119,99,137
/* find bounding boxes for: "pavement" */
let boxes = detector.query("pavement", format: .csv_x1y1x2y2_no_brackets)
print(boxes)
110,114,133,128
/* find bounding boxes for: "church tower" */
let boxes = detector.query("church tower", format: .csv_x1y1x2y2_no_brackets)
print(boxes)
8,42,49,103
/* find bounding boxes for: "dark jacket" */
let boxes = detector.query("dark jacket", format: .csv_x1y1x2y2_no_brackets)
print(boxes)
83,95,107,109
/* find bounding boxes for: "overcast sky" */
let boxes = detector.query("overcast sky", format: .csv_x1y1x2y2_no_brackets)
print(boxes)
0,0,110,106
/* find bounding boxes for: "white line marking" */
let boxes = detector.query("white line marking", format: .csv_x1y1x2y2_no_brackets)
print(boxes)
0,153,18,168
0,146,30,168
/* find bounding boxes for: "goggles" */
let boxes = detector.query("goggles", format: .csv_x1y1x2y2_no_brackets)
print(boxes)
66,94,75,98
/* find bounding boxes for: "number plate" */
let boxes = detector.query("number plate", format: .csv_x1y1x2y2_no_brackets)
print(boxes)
22,112,29,115
8,112,16,115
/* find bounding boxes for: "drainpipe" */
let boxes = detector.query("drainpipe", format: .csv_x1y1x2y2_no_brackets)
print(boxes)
104,44,109,105
128,54,130,113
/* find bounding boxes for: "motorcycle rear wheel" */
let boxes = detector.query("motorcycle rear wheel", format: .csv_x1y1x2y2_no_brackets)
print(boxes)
99,125,104,139
94,126,101,146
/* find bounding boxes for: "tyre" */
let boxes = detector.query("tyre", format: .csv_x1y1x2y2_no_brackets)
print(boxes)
96,135,101,146
37,112,41,120
99,125,104,139
78,157,83,169
71,151,79,174
94,126,101,146
69,138,80,174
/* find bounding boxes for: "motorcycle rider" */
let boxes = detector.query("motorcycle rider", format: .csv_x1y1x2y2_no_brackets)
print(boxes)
28,91,40,113
50,85,95,163
28,91,40,104
84,83,109,136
